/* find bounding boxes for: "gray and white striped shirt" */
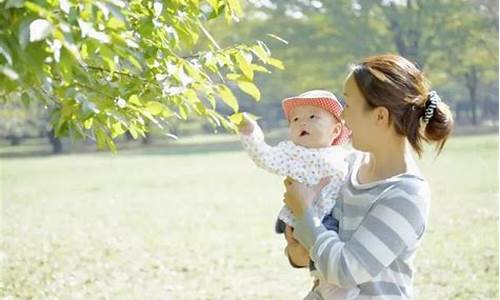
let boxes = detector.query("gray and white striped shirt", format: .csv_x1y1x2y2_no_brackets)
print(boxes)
294,151,430,299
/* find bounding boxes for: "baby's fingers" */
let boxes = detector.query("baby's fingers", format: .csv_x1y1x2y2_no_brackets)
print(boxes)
284,225,298,245
318,176,332,189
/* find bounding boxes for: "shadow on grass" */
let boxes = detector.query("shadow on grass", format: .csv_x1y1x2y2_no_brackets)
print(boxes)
0,138,285,159
120,140,245,156
0,144,55,159
0,151,56,159
120,137,285,156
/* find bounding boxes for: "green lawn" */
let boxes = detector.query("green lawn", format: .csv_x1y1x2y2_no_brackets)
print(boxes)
1,134,498,299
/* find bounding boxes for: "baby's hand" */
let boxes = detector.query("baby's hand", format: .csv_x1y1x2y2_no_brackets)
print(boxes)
237,113,256,135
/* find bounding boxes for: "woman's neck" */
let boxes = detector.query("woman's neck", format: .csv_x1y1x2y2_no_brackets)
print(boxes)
359,137,410,183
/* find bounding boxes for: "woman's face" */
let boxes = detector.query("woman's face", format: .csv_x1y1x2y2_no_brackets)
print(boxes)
342,74,378,152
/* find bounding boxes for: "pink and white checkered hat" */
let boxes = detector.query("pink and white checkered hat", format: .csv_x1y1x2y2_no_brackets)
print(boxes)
282,90,351,145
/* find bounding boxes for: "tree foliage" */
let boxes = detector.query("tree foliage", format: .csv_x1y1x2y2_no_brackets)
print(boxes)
0,0,282,151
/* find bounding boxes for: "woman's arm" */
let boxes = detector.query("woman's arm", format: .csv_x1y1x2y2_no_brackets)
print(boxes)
285,179,429,288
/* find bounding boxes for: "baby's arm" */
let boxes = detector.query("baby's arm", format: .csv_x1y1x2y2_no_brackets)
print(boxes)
238,114,294,177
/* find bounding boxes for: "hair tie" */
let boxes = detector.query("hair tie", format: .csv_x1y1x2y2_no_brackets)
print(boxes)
423,91,440,122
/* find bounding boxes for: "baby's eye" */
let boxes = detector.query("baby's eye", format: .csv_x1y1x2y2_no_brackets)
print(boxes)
293,117,299,122
310,115,315,119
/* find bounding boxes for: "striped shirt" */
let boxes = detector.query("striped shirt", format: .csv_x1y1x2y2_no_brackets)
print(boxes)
294,151,430,299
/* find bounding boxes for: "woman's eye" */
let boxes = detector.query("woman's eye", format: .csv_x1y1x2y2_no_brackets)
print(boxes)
310,115,315,119
293,117,299,122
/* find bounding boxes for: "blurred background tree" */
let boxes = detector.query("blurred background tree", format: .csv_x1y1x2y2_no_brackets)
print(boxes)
218,0,498,130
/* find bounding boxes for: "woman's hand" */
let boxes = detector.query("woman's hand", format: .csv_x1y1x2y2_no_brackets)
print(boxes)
283,176,331,217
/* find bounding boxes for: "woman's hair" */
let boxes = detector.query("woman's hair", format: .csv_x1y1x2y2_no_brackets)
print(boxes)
351,54,454,157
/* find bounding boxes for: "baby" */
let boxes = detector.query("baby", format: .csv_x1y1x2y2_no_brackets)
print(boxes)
238,90,359,300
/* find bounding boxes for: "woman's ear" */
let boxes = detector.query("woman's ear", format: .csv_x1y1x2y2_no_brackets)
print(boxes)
374,106,390,127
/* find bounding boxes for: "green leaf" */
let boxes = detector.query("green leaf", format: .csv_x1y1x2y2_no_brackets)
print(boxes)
184,89,199,103
207,0,219,13
217,85,238,112
128,126,139,139
106,138,117,153
95,128,107,150
111,122,126,138
84,118,93,129
228,112,244,125
206,94,216,109
106,17,125,30
126,53,143,72
194,101,206,115
21,92,30,106
0,66,19,80
251,64,270,73
59,48,74,83
145,101,164,115
128,94,142,107
236,79,260,101
235,52,253,80
251,44,269,63
226,73,240,81
100,45,115,72
161,106,174,118
266,33,288,44
226,0,243,16
178,103,188,119
267,57,284,70
0,41,13,65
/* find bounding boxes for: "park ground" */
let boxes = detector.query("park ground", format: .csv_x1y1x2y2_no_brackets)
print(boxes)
1,133,498,299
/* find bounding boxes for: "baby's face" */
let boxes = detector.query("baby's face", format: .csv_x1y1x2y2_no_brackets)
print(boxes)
288,105,341,148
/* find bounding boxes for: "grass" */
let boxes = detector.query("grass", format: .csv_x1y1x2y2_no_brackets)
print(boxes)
0,134,498,299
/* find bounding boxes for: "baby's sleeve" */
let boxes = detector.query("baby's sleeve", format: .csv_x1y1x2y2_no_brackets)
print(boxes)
240,127,294,177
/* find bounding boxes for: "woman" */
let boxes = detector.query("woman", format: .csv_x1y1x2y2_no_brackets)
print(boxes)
283,54,453,299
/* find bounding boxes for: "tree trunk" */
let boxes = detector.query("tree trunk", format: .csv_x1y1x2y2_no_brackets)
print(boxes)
142,132,152,145
384,2,423,66
125,131,134,141
465,66,479,125
48,129,63,154
8,135,22,146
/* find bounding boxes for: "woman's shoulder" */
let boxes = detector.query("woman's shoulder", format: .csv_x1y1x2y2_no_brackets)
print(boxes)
378,176,431,224
394,174,429,192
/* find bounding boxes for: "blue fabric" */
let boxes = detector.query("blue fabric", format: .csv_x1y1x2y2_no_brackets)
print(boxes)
275,212,339,271
275,213,338,233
